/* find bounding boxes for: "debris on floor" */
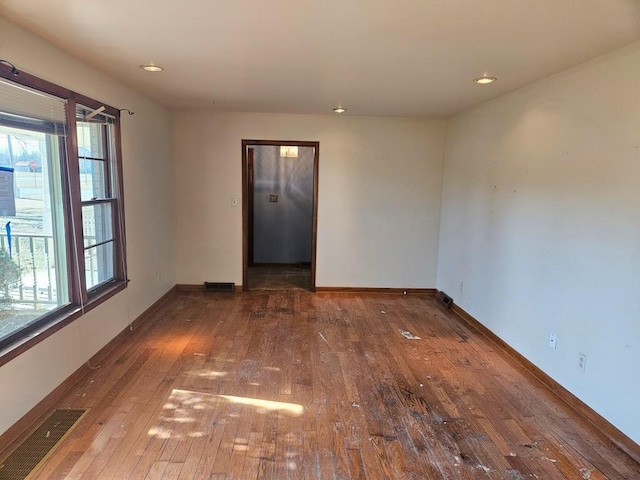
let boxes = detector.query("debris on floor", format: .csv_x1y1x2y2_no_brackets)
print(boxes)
506,469,527,480
319,332,329,345
399,329,421,340
580,467,593,480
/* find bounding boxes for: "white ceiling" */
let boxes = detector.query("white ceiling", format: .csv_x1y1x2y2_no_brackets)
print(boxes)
2,1,640,117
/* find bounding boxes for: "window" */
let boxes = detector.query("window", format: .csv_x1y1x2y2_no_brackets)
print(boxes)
76,106,120,291
0,65,127,354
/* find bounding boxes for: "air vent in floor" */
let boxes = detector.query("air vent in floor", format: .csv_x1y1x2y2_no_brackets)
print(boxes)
0,409,86,480
204,282,235,292
437,290,454,309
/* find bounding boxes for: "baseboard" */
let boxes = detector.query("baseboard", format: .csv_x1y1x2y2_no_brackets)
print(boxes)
315,287,437,295
175,284,428,295
0,286,178,459
176,284,244,292
449,301,640,463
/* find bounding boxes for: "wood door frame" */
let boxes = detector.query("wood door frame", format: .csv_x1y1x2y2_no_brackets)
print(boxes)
247,147,255,267
242,139,319,292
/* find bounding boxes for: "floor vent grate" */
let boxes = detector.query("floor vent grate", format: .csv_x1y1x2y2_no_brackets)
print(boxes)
204,282,235,292
437,291,454,309
0,409,86,480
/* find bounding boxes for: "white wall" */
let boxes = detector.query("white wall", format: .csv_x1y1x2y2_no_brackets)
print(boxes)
437,42,640,444
0,17,176,436
174,112,446,288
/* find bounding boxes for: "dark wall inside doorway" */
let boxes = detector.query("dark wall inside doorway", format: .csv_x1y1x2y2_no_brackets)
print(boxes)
252,145,314,264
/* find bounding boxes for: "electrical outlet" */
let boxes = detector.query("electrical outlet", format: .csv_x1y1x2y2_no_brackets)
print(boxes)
578,353,586,372
231,198,238,207
549,333,557,349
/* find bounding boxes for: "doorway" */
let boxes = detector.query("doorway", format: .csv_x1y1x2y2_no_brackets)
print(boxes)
242,140,319,291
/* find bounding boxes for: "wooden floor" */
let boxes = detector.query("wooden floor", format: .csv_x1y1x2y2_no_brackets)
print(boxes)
8,291,640,479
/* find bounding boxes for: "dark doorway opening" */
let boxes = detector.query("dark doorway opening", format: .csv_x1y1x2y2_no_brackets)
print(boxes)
242,140,319,291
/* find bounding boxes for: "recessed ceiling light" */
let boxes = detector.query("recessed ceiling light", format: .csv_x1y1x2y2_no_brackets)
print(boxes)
140,64,164,72
333,107,347,113
473,76,497,85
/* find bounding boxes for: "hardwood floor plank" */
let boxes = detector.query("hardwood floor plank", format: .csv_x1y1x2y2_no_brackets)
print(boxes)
239,431,262,479
346,448,366,479
256,439,276,479
301,430,319,479
144,461,169,479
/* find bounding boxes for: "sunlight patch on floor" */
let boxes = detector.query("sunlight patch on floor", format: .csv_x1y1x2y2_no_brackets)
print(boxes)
217,394,304,416
147,388,304,440
192,369,228,379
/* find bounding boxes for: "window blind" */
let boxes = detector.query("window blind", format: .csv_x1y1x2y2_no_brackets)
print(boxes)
0,78,67,135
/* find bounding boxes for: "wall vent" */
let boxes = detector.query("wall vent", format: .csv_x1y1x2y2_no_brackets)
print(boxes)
204,282,235,292
437,291,454,309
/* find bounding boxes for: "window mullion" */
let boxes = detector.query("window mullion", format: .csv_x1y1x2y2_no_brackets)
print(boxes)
102,123,113,198
64,98,88,305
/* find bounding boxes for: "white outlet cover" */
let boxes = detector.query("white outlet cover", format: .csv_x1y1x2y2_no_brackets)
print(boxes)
578,353,586,372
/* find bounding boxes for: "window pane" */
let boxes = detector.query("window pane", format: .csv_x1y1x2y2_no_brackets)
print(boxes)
77,121,104,159
79,158,106,201
85,241,114,289
77,116,111,201
78,106,119,295
0,126,70,344
82,203,113,247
